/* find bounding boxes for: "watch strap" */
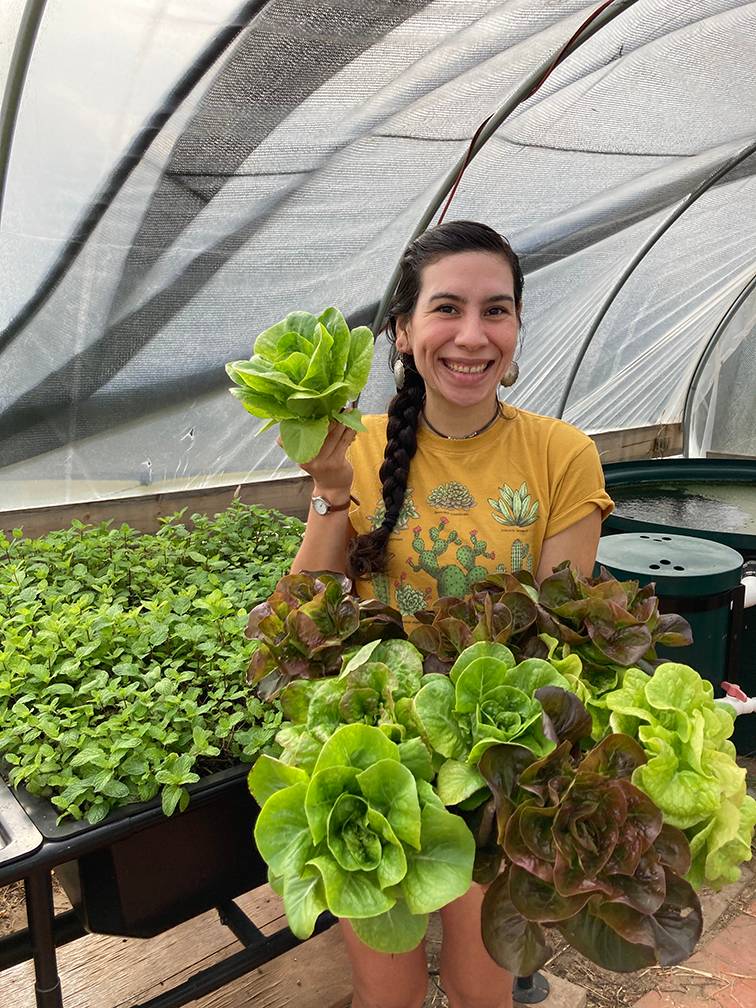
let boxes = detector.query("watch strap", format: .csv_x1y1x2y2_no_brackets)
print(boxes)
312,494,351,513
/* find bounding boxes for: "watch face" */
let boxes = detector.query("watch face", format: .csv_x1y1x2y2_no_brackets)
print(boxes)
312,497,328,515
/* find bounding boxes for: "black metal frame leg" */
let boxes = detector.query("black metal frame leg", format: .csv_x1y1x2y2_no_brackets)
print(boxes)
24,870,64,1008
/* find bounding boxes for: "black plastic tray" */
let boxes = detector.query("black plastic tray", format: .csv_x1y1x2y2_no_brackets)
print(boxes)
9,761,251,842
0,777,43,867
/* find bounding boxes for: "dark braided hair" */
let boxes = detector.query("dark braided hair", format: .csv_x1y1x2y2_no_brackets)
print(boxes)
348,220,524,578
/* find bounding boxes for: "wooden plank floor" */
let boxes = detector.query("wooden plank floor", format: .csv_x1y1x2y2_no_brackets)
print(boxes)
0,885,352,1008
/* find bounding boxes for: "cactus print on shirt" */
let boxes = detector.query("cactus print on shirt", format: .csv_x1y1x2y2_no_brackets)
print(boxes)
348,408,613,628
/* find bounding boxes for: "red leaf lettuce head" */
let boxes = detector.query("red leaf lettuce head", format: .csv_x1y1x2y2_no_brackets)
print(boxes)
246,571,405,699
479,733,700,976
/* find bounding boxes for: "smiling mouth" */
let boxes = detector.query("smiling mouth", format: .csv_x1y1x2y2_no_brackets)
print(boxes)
442,360,493,375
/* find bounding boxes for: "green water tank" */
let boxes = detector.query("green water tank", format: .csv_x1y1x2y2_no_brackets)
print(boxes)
595,532,744,690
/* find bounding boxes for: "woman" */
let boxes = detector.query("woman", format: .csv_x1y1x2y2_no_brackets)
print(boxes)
290,220,613,1008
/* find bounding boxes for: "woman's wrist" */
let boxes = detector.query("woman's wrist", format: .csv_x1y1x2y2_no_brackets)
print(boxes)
311,485,352,506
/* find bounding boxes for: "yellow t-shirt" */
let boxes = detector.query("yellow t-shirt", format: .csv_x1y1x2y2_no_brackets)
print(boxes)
348,406,614,624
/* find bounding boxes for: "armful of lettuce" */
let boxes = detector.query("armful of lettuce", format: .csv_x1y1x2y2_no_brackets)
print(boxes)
226,307,374,463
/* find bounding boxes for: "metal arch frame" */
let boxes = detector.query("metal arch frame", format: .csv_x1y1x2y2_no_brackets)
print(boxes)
682,269,756,457
555,139,756,420
0,1,443,471
0,0,47,242
0,0,273,356
0,2,639,366
368,0,640,341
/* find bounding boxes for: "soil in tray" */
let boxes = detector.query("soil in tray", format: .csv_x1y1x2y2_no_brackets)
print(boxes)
612,481,756,536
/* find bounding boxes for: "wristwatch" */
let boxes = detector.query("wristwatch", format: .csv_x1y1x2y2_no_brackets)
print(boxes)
311,494,351,516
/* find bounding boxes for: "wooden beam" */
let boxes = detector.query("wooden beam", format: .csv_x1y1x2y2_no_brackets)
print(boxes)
0,476,314,538
0,423,683,539
590,423,682,464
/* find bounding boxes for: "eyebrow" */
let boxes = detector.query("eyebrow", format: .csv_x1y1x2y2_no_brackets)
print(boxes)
427,292,515,305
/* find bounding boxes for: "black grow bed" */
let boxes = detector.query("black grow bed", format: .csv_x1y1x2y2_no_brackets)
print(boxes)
0,765,336,1008
12,763,267,938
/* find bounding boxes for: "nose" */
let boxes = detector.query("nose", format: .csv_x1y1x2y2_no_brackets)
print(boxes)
454,315,488,350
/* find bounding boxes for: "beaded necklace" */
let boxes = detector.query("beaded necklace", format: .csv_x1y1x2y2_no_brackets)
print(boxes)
420,401,502,440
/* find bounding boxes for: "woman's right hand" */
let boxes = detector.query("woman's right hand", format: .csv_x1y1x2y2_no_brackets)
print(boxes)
296,420,356,502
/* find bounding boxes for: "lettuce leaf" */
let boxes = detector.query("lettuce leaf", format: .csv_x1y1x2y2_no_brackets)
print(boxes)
227,307,374,463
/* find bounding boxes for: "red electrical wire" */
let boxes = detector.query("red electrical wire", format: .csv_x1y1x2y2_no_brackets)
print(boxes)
437,0,618,225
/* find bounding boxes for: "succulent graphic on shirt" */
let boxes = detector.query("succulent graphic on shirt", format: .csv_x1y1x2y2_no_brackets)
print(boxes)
488,480,539,527
394,574,431,617
427,481,475,511
368,487,419,531
370,571,391,606
510,538,533,573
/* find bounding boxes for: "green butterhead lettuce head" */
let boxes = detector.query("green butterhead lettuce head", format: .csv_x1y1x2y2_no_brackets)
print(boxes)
250,723,474,953
226,307,374,463
604,661,756,889
411,644,564,773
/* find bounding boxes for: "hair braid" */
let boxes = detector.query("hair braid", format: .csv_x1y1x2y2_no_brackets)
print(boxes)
347,363,423,578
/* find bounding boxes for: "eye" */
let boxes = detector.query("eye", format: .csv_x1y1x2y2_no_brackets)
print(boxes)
486,305,511,316
435,304,458,314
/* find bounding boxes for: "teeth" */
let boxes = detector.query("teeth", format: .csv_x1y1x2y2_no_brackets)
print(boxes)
444,361,488,374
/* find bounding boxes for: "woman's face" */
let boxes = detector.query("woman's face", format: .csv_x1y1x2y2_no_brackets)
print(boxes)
395,250,519,412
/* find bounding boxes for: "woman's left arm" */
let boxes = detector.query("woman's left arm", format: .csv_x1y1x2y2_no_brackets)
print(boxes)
535,506,602,582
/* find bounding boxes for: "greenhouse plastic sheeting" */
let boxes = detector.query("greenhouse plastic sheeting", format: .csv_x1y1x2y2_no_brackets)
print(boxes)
0,0,754,509
685,283,756,459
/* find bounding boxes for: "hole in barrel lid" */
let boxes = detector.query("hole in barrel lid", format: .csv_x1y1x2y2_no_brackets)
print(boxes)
649,564,661,570
673,565,685,571
640,534,650,539
662,536,672,541
659,559,671,565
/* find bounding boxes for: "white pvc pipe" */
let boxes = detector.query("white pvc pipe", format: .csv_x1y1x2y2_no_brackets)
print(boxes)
742,576,756,610
715,574,756,716
720,695,756,715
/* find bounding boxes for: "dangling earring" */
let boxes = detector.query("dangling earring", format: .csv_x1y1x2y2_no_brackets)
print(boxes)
393,356,406,391
500,362,519,388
